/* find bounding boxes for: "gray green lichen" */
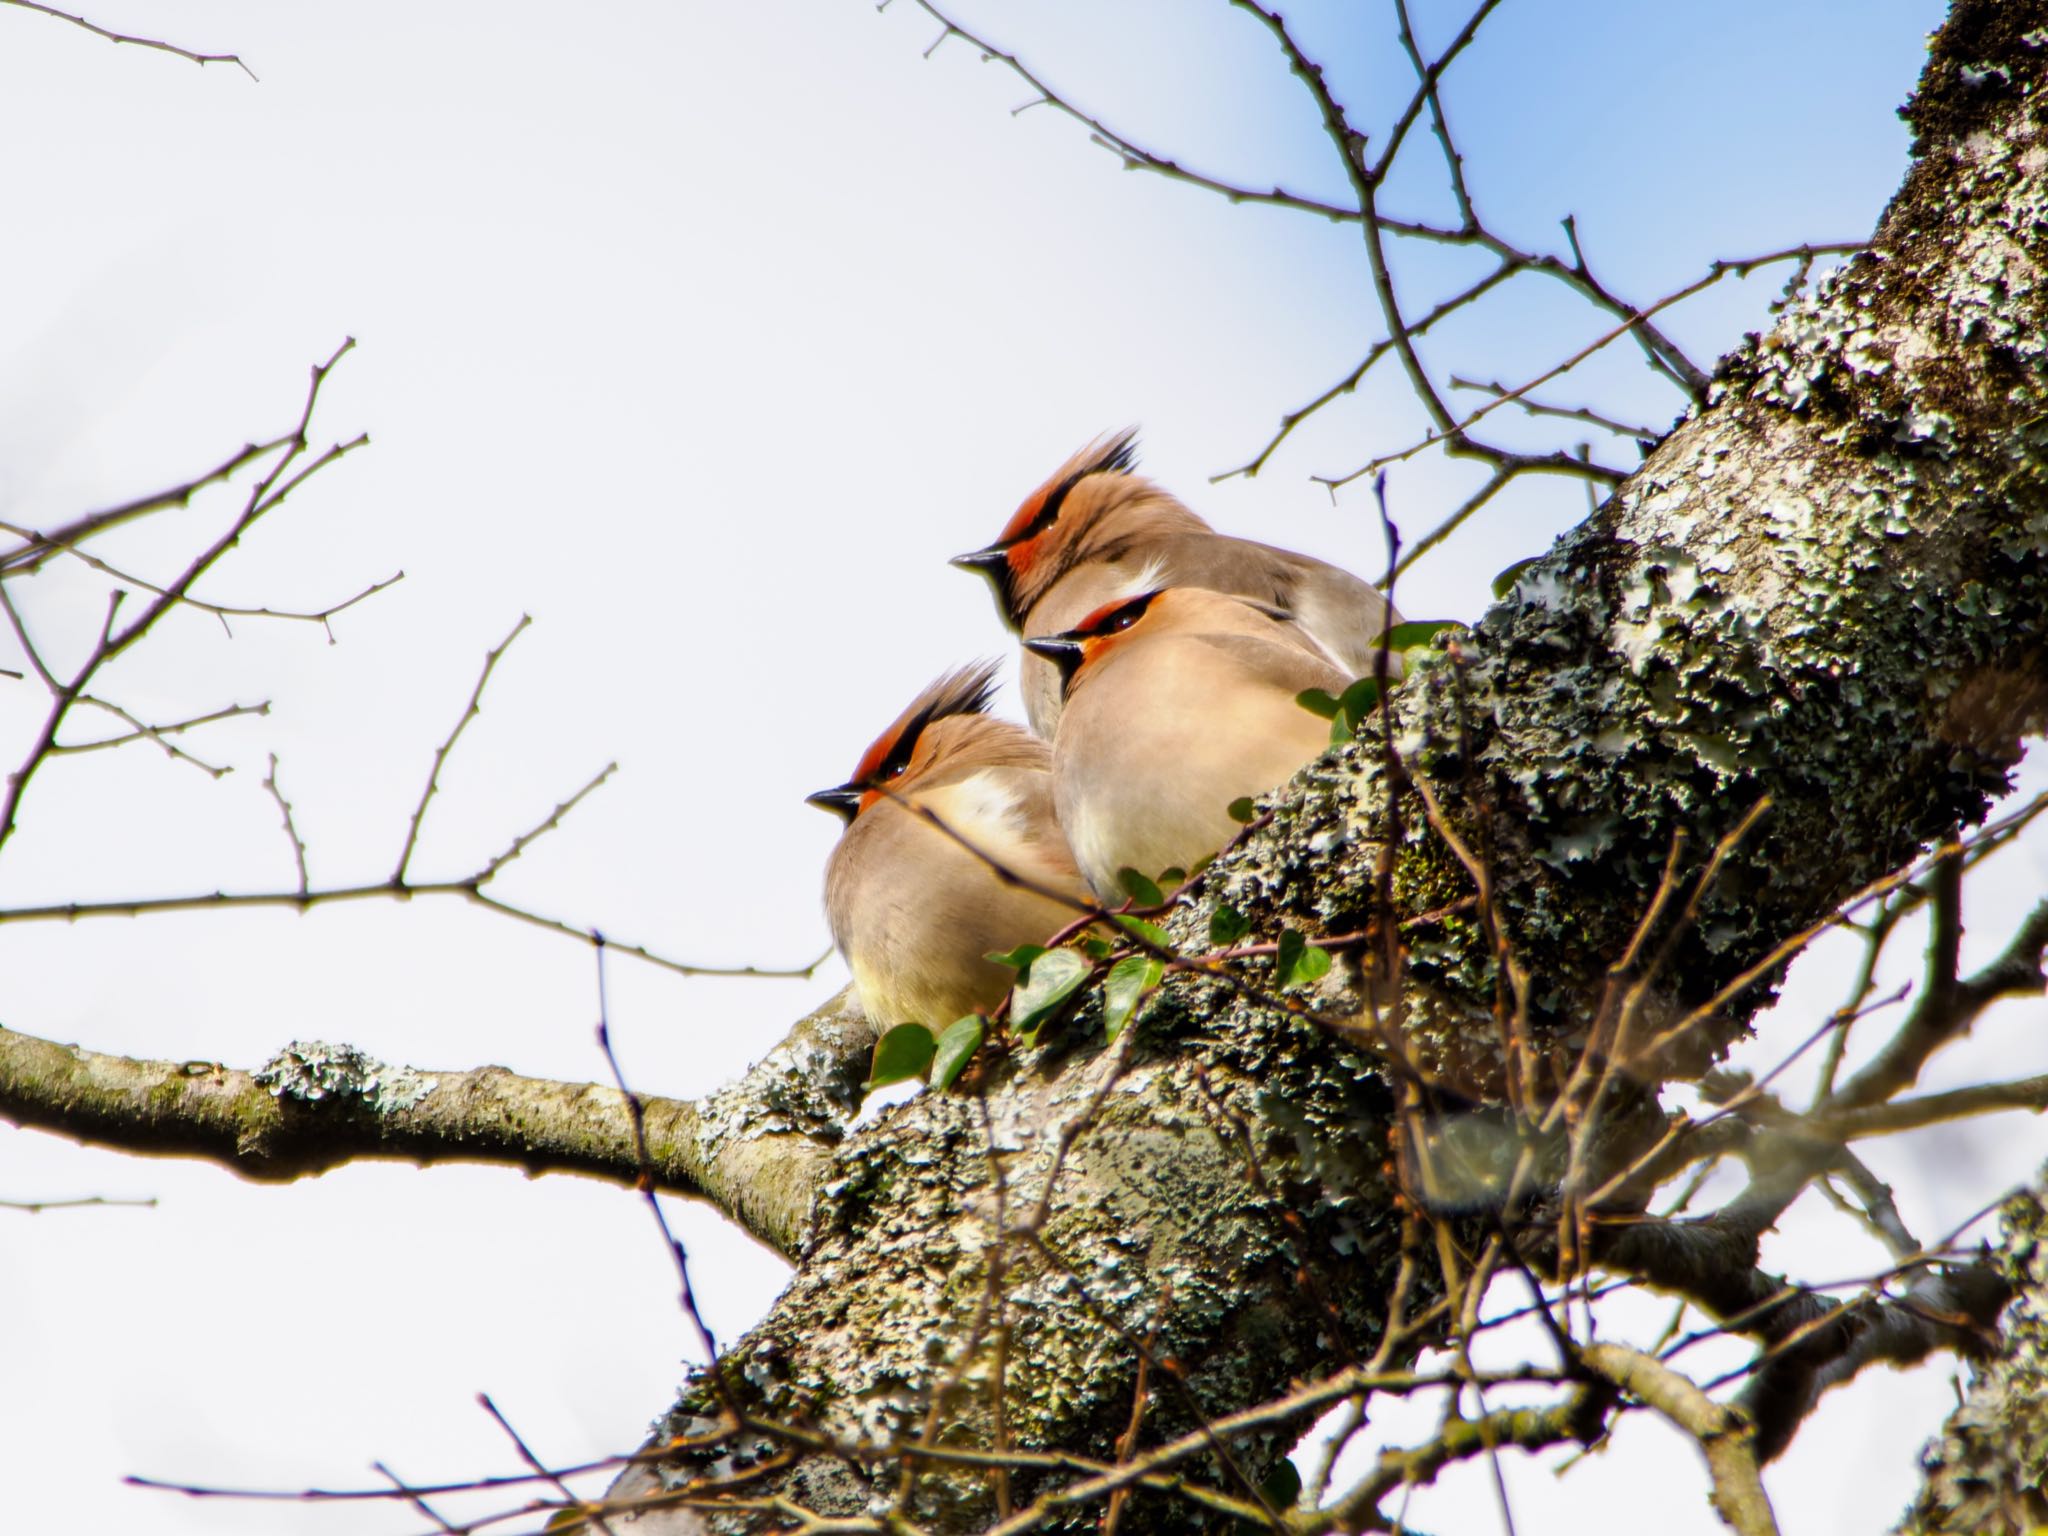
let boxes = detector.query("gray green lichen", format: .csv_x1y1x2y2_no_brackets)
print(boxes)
254,1040,437,1114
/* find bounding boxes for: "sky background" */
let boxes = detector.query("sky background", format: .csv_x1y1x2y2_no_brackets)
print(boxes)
1,1,2040,1532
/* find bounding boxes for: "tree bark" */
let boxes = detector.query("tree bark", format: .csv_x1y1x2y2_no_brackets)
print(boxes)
599,3,2048,1525
0,988,875,1259
1899,1177,2048,1533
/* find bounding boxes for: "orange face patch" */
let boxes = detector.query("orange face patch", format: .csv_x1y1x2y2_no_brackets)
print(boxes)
990,431,1140,553
1060,589,1162,674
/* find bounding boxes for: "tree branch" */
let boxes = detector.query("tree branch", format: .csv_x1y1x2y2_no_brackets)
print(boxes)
0,988,876,1257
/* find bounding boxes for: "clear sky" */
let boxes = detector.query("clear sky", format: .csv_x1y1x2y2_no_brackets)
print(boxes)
1,1,2039,1533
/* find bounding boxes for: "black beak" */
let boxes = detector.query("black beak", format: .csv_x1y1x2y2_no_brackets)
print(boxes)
1022,634,1087,681
949,545,1009,574
805,784,862,822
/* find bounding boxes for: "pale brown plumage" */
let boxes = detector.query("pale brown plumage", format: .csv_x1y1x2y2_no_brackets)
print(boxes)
1025,586,1349,902
807,663,1088,1030
955,431,1401,736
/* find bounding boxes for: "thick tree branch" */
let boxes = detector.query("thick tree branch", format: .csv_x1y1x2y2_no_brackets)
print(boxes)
0,988,875,1257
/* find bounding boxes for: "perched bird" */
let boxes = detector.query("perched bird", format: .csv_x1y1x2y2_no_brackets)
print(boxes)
953,430,1401,736
1025,585,1350,902
806,662,1090,1030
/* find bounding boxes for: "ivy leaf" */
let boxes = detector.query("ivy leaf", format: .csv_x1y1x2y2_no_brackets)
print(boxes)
1383,619,1458,652
1275,929,1333,991
1338,677,1381,717
986,943,1046,973
1492,555,1543,599
1327,676,1382,742
867,1023,936,1089
930,1014,985,1092
1102,956,1163,1043
1226,796,1257,824
1114,913,1172,950
1158,866,1187,886
1258,1460,1303,1512
1081,935,1115,961
1010,948,1093,1044
1117,867,1165,908
1295,687,1341,719
1209,903,1251,947
1275,928,1305,983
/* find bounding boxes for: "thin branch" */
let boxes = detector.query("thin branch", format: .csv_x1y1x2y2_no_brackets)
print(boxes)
0,0,256,78
0,340,367,864
0,439,291,579
1316,244,1864,491
394,614,532,884
51,698,268,766
480,1394,617,1536
1817,1073,2048,1139
1579,1343,1780,1536
1449,375,1661,440
0,513,404,638
1215,261,1523,482
0,880,827,981
901,0,1358,221
264,753,311,896
477,764,617,883
1831,893,2048,1111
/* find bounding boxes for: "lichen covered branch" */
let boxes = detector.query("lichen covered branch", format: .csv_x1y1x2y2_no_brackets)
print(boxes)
0,988,875,1257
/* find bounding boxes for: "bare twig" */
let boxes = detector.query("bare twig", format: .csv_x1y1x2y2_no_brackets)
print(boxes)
0,0,257,78
1580,1343,1779,1535
395,614,532,884
263,753,311,895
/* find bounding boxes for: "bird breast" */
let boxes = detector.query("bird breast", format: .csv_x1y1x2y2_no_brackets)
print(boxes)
825,767,1083,1029
1052,631,1342,900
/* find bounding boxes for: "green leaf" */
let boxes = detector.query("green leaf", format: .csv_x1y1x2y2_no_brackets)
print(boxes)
1327,676,1383,742
1338,677,1381,717
1080,935,1114,961
1295,687,1341,719
930,1014,985,1092
867,1022,936,1089
1209,903,1251,947
1158,867,1187,886
1010,948,1093,1043
986,943,1046,973
1492,555,1543,599
1114,913,1171,950
1259,1459,1303,1512
1226,796,1257,824
1102,956,1163,1043
1383,619,1457,652
1275,929,1334,991
1117,867,1164,908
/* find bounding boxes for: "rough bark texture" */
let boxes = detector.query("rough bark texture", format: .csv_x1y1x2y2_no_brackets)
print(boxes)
0,988,875,1258
1899,1178,2048,1534
611,5,2048,1528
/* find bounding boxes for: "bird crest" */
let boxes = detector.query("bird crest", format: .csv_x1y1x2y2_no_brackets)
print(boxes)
991,428,1139,550
848,660,1001,788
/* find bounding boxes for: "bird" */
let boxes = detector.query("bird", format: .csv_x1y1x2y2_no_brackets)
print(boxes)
952,430,1401,736
806,661,1091,1031
1024,584,1350,902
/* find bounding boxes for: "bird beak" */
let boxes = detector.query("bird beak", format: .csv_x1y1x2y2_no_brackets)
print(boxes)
1022,634,1087,682
949,545,1009,575
805,784,863,822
